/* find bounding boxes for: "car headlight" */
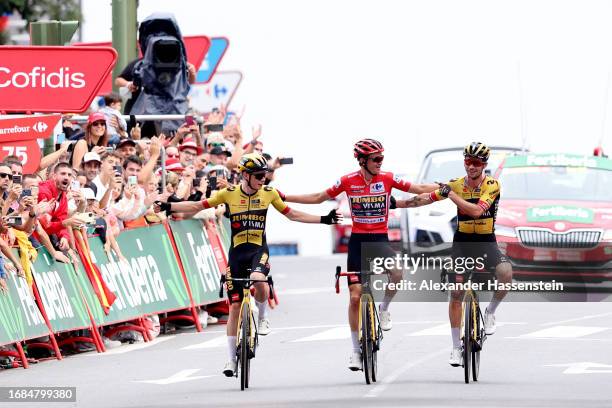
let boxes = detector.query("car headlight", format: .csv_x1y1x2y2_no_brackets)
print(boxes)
495,225,517,238
604,229,612,241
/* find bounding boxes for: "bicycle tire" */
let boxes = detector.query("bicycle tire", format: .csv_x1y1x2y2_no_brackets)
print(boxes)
463,299,472,384
472,303,481,382
361,300,372,384
240,302,250,391
371,303,378,383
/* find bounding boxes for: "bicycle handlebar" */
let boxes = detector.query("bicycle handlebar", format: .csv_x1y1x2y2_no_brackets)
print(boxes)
218,275,276,300
334,266,391,294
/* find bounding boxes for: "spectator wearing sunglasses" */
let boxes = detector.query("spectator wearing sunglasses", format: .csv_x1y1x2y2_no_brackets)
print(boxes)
72,112,110,169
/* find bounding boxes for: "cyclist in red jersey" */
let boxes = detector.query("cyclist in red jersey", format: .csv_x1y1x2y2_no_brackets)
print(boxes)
284,139,439,370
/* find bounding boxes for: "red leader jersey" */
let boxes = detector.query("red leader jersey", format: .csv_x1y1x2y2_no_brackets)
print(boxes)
326,171,411,234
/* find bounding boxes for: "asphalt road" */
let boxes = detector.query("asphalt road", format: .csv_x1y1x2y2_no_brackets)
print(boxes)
1,254,612,408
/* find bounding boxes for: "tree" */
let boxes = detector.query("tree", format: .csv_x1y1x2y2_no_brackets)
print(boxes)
0,0,82,45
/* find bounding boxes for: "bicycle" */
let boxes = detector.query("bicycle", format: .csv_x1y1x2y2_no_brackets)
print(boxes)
441,268,487,383
219,273,275,391
335,266,385,384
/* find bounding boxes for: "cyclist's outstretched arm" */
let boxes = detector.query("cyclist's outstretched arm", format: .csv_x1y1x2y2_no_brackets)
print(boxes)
283,208,341,224
284,190,330,204
408,183,440,194
395,194,433,208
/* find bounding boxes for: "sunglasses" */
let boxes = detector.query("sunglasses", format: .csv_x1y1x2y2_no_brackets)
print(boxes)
167,154,179,158
464,158,486,167
370,155,384,163
0,172,10,179
92,121,106,127
250,172,267,180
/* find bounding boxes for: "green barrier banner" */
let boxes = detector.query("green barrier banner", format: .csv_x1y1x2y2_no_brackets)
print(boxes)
0,272,49,346
217,218,231,254
169,220,223,305
89,224,190,324
30,249,92,333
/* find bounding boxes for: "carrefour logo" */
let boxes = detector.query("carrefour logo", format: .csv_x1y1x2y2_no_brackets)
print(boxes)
527,205,594,224
0,66,85,89
33,121,48,133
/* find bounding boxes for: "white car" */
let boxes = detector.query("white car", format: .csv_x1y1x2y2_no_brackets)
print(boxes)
399,146,524,256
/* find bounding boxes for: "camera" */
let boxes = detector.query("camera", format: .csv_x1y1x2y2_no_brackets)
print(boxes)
12,174,22,184
6,216,22,226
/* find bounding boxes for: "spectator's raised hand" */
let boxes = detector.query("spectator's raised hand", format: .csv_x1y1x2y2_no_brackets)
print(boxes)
62,216,85,229
19,196,35,212
93,145,107,156
0,277,7,294
109,115,120,132
144,192,161,207
72,189,85,204
130,122,141,140
217,176,229,190
59,141,72,153
150,134,164,157
7,184,22,203
205,105,226,125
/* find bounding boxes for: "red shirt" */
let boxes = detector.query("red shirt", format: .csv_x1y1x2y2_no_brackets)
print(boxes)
326,171,411,234
37,179,70,241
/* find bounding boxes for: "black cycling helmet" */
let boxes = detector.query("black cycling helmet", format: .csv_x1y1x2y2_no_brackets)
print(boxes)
463,142,490,162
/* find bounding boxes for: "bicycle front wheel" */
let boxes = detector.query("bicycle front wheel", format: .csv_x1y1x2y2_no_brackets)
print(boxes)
240,302,250,391
472,303,481,382
463,299,472,384
361,299,373,384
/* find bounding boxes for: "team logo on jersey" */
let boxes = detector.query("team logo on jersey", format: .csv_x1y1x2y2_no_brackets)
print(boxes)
393,174,403,183
370,182,385,193
252,199,261,206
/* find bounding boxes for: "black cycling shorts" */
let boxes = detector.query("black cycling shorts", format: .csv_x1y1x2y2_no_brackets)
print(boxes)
347,233,396,286
226,245,270,304
447,233,508,283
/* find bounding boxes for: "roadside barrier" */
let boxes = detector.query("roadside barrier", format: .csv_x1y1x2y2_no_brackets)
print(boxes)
0,218,230,369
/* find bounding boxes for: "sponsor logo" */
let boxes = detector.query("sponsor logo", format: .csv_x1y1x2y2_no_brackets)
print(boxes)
334,179,341,188
240,200,246,204
350,185,364,189
354,217,385,224
251,199,260,206
527,205,594,224
370,182,384,193
33,121,48,133
231,222,241,229
0,66,85,89
350,194,387,218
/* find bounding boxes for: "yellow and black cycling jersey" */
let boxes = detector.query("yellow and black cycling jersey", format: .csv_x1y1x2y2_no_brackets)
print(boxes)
430,175,500,236
202,185,290,248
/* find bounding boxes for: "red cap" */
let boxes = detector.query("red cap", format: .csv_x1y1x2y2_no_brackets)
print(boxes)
165,158,185,173
87,112,106,125
179,137,204,155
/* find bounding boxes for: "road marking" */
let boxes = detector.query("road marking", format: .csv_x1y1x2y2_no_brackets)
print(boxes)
291,326,349,342
135,369,218,385
180,321,446,336
276,287,331,295
87,336,174,355
541,312,612,326
545,362,612,374
182,335,228,350
363,349,447,398
519,325,609,338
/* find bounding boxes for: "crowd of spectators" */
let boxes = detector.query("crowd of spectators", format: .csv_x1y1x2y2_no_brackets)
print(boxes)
0,96,290,357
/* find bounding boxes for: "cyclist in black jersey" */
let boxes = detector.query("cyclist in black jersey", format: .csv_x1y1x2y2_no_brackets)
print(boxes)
397,142,513,367
156,153,341,377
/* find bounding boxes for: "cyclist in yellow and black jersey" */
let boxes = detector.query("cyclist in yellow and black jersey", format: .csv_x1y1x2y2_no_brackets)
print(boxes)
156,153,341,377
397,142,513,367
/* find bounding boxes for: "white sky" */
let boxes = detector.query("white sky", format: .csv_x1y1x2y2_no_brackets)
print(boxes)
81,0,612,254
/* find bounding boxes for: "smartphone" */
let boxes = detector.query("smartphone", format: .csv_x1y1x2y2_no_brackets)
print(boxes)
56,133,66,144
20,189,32,198
204,124,223,132
6,216,23,226
279,157,294,165
106,147,114,153
70,180,80,191
193,177,201,188
185,115,195,126
128,175,137,186
84,212,96,225
113,165,123,176
208,176,217,191
12,174,22,184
